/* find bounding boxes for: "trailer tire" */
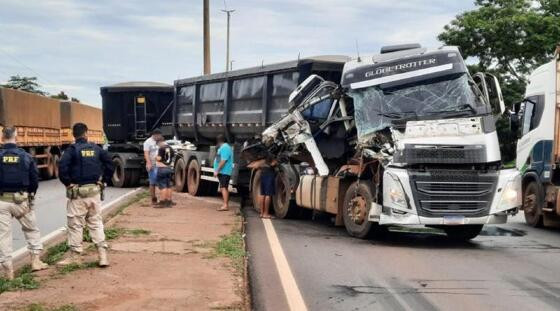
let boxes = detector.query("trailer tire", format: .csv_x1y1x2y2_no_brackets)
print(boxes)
342,181,375,239
53,154,60,179
174,158,188,192
187,159,211,196
523,181,544,227
41,152,55,180
251,169,262,212
443,225,483,241
112,157,139,188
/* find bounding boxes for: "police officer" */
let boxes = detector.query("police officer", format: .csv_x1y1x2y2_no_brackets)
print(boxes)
0,127,48,280
58,123,114,267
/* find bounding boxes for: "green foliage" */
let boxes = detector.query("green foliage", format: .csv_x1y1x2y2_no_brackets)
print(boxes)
214,232,246,274
439,0,560,162
25,303,78,311
83,227,150,243
57,261,97,275
1,75,46,95
50,91,69,100
44,243,70,265
0,265,39,294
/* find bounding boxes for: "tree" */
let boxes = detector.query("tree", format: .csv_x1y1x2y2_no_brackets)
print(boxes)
1,75,46,95
438,0,560,162
51,91,69,100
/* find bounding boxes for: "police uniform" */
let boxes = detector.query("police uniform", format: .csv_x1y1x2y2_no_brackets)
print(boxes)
58,137,114,266
0,143,47,279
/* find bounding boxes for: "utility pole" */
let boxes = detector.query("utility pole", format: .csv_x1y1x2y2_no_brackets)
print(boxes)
203,0,211,75
221,8,234,72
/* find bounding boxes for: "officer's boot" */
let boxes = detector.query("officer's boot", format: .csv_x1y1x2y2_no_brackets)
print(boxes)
57,251,82,266
31,253,49,271
97,246,109,267
1,261,14,280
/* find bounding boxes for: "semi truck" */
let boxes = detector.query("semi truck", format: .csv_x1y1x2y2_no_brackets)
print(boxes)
169,56,348,195
0,87,103,179
244,44,522,240
512,46,560,227
101,82,174,187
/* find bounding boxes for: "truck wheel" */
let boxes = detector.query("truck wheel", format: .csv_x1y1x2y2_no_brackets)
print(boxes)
53,154,60,179
523,181,544,227
112,157,139,188
187,159,211,196
41,152,55,179
444,225,483,241
273,170,298,219
342,181,375,239
174,158,188,192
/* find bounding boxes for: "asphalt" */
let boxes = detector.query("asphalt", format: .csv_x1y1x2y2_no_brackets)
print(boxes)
246,208,560,311
11,180,135,250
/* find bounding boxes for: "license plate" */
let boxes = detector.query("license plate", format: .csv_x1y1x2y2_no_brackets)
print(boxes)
443,216,465,225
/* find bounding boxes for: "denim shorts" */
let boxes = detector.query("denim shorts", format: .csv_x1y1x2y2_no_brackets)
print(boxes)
156,167,173,189
148,167,158,185
260,173,276,196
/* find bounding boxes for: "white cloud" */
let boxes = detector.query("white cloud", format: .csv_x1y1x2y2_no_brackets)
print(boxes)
0,0,475,105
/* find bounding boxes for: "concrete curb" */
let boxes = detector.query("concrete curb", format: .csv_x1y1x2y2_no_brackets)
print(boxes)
11,187,144,270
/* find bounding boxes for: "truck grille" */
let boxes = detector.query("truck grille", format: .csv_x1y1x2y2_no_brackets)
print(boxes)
408,170,498,217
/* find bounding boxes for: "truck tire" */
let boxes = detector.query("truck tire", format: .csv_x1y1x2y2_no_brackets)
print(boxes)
187,159,211,196
112,157,139,188
342,181,375,239
174,158,188,192
41,152,55,180
53,154,60,179
273,170,299,219
443,225,483,241
523,181,544,227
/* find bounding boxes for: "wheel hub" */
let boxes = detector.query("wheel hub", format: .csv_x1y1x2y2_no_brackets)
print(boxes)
348,196,367,225
524,193,536,214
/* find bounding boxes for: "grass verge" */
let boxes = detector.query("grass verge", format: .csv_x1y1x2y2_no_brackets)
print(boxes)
24,303,78,311
0,265,39,294
214,231,245,275
57,261,98,275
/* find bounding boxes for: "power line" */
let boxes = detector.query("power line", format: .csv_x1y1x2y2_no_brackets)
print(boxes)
0,47,57,86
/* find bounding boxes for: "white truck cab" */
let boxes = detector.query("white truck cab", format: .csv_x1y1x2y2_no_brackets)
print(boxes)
513,46,560,227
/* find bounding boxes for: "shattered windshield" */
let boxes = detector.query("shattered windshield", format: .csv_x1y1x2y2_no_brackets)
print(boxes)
348,73,486,140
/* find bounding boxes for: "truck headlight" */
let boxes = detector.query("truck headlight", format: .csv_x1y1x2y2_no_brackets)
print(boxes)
384,172,408,208
499,174,521,210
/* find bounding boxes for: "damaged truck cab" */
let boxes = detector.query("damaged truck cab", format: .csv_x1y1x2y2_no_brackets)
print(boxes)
252,44,521,240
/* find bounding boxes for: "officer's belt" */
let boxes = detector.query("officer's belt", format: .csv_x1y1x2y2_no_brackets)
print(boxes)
69,184,101,199
0,192,28,204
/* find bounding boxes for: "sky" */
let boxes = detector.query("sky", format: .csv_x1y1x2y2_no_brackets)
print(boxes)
0,0,476,107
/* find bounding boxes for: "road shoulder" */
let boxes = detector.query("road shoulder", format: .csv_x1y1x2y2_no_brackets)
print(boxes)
0,191,248,311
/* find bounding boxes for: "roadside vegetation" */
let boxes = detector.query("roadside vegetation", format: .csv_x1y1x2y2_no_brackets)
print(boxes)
24,303,78,311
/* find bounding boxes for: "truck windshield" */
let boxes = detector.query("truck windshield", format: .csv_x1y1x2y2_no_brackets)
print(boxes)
348,73,486,140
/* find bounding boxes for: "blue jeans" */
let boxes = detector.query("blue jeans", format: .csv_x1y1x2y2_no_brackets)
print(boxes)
148,167,158,185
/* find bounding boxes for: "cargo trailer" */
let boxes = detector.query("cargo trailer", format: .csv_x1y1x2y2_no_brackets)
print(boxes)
0,87,103,179
100,81,174,187
170,56,348,195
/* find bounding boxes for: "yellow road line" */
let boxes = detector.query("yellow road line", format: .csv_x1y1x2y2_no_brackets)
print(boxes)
262,218,308,311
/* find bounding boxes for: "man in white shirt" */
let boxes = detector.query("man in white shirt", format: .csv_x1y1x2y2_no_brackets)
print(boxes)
143,129,163,205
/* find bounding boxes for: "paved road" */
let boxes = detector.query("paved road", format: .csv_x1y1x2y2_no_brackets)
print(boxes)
247,209,560,311
12,180,135,250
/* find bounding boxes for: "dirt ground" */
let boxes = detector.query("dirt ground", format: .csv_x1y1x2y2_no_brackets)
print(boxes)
0,192,246,311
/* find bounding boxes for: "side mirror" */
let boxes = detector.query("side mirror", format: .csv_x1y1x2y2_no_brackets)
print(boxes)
473,73,490,104
509,110,520,136
485,73,505,115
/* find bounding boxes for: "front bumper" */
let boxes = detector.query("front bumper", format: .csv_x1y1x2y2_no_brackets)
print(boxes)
378,167,521,225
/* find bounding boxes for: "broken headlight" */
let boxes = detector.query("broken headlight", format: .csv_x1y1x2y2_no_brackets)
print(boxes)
383,172,408,209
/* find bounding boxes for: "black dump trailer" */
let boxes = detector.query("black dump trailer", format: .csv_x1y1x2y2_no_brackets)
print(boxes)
101,81,174,187
168,56,348,196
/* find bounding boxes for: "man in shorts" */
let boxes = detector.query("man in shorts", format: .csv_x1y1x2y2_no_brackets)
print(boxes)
154,143,175,208
213,134,233,211
143,129,163,205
